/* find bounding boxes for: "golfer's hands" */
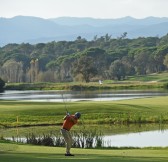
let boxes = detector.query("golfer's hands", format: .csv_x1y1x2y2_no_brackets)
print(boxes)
63,113,70,120
67,112,70,116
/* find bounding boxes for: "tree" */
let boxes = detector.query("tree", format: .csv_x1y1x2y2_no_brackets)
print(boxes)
72,56,97,82
28,59,39,82
60,58,74,82
109,60,126,80
93,35,98,41
2,60,24,82
121,56,135,76
0,78,5,92
120,32,127,39
129,47,157,74
82,48,108,78
159,34,168,46
163,54,168,69
154,45,168,72
1,34,168,83
104,33,112,42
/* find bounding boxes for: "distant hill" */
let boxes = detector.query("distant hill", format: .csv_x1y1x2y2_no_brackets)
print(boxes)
50,16,168,26
0,16,168,46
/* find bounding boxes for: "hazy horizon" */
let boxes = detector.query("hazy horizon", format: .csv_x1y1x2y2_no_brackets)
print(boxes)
1,15,168,20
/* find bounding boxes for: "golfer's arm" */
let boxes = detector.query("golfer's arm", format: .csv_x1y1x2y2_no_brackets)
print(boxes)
63,115,67,120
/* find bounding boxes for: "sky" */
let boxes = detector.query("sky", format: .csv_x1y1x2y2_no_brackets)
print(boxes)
0,0,168,19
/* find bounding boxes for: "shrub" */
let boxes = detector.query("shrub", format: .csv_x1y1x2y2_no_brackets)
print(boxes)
12,130,103,148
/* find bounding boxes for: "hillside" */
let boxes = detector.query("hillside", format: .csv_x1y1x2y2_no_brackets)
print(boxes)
1,16,168,46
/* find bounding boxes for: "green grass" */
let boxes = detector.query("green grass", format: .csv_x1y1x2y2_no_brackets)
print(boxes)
1,96,168,161
0,96,168,127
127,72,168,82
5,81,165,90
0,142,168,162
5,72,168,90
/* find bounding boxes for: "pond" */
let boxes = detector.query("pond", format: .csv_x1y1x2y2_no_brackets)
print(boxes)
1,124,168,148
0,89,168,102
104,129,168,147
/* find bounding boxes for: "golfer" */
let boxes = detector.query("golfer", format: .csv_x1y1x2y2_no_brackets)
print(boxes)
60,112,81,156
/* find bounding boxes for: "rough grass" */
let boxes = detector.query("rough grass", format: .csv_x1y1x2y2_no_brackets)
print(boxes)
0,96,168,127
0,141,168,162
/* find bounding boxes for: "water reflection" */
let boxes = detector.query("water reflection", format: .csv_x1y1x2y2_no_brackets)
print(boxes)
0,89,168,102
104,129,168,147
1,124,168,147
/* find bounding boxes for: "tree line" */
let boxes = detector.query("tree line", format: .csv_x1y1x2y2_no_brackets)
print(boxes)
0,33,168,83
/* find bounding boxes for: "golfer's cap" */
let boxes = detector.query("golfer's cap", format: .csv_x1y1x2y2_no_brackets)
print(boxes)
75,112,81,119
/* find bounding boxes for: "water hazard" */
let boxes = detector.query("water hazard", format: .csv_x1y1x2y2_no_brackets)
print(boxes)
1,124,168,147
103,129,168,147
0,89,168,102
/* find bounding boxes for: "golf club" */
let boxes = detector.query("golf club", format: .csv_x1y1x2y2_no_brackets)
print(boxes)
61,92,69,115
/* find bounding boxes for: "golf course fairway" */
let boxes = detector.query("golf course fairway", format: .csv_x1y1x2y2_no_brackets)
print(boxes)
1,142,168,162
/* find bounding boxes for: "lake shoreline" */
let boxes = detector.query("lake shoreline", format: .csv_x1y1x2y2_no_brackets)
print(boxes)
1,124,168,148
4,81,167,91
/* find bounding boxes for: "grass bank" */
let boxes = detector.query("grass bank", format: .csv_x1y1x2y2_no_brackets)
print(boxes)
5,81,166,91
4,72,168,90
0,141,168,162
0,96,168,127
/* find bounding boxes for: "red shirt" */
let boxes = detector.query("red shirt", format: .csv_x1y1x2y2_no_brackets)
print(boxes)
62,115,78,131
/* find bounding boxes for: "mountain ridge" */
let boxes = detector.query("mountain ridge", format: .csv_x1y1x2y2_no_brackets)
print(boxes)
0,16,168,46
